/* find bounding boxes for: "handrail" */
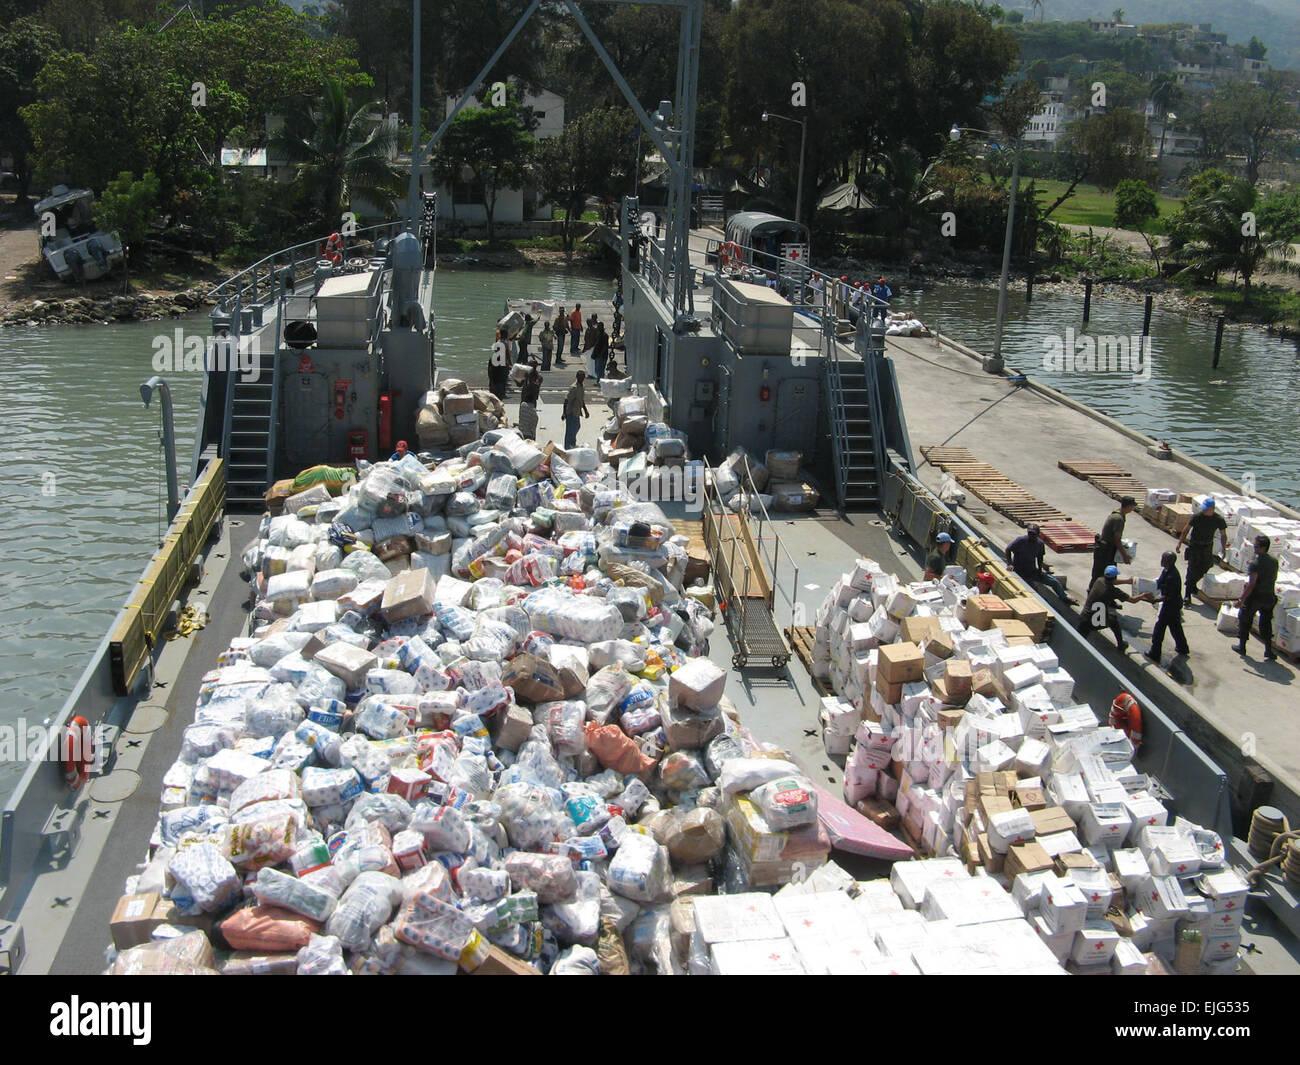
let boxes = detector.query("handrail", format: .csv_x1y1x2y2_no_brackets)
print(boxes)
736,459,799,629
209,219,415,307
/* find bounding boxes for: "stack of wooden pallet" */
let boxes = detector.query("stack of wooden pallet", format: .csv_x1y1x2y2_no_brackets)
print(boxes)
1036,520,1097,553
922,445,1071,527
1058,459,1148,510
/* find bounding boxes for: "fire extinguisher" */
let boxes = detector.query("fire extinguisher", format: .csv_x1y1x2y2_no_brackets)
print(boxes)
333,380,348,420
378,391,393,453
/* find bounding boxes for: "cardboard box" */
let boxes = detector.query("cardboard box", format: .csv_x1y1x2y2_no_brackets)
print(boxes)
943,659,972,695
930,676,970,707
1005,841,1054,879
971,668,998,697
992,618,1035,641
900,616,941,644
1014,786,1048,811
469,944,542,975
873,668,904,704
1004,597,1050,640
111,892,164,949
925,631,955,660
380,568,436,623
877,642,924,685
1030,806,1075,836
966,594,1013,630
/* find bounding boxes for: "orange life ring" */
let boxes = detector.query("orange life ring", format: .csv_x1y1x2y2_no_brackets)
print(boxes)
718,240,742,271
1109,692,1143,751
323,232,344,266
61,715,96,789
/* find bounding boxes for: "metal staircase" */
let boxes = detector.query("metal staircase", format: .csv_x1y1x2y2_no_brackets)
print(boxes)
828,357,879,509
223,343,279,510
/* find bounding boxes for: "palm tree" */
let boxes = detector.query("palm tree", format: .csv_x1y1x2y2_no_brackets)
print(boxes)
1169,177,1295,302
868,146,944,254
271,77,406,233
1112,8,1125,23
1030,0,1045,22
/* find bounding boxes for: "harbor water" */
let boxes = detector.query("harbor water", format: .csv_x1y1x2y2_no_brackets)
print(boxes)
897,282,1300,508
0,266,1294,799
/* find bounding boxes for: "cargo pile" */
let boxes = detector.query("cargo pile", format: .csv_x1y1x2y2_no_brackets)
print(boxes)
1146,488,1300,654
107,432,857,976
416,378,509,451
809,556,1245,974
706,446,820,514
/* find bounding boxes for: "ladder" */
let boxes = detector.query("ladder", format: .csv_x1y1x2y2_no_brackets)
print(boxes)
223,343,279,510
827,356,879,510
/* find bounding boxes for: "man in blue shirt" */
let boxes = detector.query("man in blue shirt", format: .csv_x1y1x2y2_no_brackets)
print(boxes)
1005,524,1073,603
870,277,892,320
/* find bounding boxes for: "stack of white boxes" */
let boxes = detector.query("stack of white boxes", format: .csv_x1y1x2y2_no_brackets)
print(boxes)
809,555,1251,975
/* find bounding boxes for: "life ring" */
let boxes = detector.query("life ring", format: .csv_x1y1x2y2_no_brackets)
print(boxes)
1110,692,1143,751
320,231,344,266
61,715,96,789
718,240,742,272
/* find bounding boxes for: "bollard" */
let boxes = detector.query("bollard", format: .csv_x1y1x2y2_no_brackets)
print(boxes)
1212,314,1225,369
1082,277,1093,323
1142,294,1153,337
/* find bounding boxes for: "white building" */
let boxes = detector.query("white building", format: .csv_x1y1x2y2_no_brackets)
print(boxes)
428,81,565,225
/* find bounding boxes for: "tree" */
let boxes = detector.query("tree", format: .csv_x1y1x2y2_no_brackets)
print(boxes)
0,17,58,205
1256,184,1300,245
432,85,536,241
94,169,160,286
1112,8,1125,23
1030,0,1044,22
1202,76,1295,186
1246,37,1267,61
534,108,637,256
1168,176,1293,302
1063,107,1155,192
271,77,406,233
1114,177,1162,270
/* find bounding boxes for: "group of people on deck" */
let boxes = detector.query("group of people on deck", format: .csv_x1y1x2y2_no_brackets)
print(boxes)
485,286,624,447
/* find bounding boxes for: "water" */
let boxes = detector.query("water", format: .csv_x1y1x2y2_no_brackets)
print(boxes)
895,281,1300,507
0,265,611,799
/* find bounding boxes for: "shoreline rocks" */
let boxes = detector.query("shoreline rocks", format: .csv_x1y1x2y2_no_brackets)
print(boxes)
0,286,214,328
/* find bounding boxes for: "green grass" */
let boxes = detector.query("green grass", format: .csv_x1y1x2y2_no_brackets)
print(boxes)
1021,177,1180,234
1203,285,1300,330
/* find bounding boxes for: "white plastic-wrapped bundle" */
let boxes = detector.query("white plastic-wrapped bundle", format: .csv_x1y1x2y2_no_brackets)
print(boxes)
607,832,671,903
533,700,587,756
750,774,818,829
249,631,312,668
265,570,311,603
504,851,578,903
585,665,633,722
325,870,404,951
250,866,338,921
341,550,391,583
311,568,359,600
411,801,471,853
353,696,412,740
168,842,241,913
523,587,623,643
300,766,363,807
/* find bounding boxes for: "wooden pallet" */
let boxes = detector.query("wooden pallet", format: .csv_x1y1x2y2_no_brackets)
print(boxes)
1037,519,1097,553
1087,474,1147,503
785,625,832,695
1058,459,1132,481
921,445,1071,527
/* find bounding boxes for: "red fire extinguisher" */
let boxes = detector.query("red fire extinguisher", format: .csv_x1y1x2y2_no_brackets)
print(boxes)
333,380,349,420
378,391,393,453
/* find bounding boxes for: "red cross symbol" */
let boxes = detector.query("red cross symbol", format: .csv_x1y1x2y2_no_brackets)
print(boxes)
1147,817,1158,825
769,952,783,961
1177,864,1188,872
943,869,955,877
1225,900,1236,909
802,918,815,927
790,249,801,260
1096,942,1105,951
1151,891,1159,901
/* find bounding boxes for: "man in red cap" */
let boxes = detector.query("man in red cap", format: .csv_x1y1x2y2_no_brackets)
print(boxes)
871,276,892,320
390,440,409,461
